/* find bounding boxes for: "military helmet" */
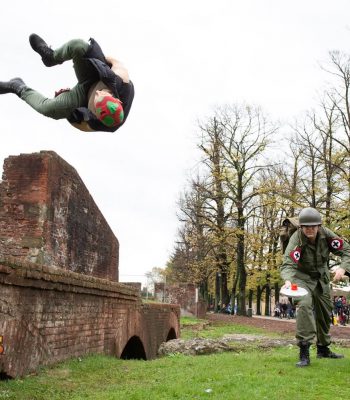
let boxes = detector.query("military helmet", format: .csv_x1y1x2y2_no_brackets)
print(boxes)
298,207,322,226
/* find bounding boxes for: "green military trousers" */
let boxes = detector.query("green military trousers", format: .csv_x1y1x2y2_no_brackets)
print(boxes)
20,39,95,120
294,281,333,346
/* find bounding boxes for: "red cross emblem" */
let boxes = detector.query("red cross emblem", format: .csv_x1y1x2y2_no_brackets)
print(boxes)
290,247,302,264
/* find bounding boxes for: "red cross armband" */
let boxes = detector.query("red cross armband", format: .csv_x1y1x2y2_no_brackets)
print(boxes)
289,247,302,264
328,237,344,251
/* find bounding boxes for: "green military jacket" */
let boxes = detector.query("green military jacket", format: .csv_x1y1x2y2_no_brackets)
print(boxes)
281,227,350,292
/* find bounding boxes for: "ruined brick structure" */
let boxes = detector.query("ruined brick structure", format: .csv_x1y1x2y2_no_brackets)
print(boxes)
0,151,118,280
154,283,207,318
0,151,180,377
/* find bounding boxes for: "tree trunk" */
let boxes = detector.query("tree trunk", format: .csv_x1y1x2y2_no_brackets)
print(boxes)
274,282,279,304
231,275,238,315
248,289,253,308
264,284,271,316
237,236,246,315
256,285,262,315
236,200,247,315
199,279,209,302
221,271,229,305
215,272,220,312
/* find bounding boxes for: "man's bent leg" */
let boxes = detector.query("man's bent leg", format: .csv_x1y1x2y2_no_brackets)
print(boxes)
313,285,344,358
313,284,332,346
30,35,95,84
53,39,96,83
20,84,87,120
293,292,315,367
295,291,316,343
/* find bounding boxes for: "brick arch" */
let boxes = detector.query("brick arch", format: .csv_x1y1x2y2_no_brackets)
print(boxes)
165,310,180,340
120,335,146,360
119,306,181,360
166,327,177,341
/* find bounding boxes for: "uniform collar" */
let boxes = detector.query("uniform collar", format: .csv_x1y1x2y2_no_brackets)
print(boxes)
318,227,326,239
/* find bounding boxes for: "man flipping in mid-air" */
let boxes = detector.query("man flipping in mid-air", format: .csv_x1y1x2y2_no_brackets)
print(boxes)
0,34,134,132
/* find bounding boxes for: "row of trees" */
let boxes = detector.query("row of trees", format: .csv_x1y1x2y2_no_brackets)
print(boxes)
164,49,350,315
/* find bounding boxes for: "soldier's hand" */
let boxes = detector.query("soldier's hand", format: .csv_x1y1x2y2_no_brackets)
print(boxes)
333,267,346,282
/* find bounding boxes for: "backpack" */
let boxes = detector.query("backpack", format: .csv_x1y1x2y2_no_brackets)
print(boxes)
279,217,299,253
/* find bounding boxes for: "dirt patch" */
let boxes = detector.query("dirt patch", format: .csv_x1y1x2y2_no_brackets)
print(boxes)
163,314,350,356
206,313,350,340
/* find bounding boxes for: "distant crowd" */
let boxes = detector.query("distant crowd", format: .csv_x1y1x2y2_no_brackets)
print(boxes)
332,295,349,326
273,295,349,325
274,299,296,319
209,294,349,322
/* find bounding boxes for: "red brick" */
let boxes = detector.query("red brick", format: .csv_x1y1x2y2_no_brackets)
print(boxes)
0,152,180,378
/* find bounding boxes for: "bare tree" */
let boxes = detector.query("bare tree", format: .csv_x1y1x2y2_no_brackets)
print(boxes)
213,104,278,315
310,97,344,224
293,125,323,207
197,117,235,307
172,176,215,300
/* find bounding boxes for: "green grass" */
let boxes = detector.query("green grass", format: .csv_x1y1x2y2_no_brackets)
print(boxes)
181,316,277,340
0,318,349,400
180,316,205,326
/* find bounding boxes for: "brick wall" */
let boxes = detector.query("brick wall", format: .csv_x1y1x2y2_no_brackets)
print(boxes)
0,151,180,378
0,259,180,377
0,151,118,280
123,282,142,294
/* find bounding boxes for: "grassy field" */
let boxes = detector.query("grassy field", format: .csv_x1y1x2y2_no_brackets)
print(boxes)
0,317,349,400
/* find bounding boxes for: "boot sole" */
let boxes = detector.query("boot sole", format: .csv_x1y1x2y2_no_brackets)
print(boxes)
317,355,344,359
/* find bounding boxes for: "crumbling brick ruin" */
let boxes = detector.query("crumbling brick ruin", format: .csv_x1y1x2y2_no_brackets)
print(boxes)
0,151,118,280
0,151,179,378
155,283,207,318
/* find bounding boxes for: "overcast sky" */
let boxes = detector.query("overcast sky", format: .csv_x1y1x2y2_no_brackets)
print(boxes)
1,0,350,285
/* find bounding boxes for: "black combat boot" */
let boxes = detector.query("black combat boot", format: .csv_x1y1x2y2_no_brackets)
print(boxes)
29,33,60,67
317,344,344,359
0,78,26,96
296,342,311,367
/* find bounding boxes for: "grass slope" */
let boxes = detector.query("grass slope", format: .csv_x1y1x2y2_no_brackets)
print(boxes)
0,318,348,400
